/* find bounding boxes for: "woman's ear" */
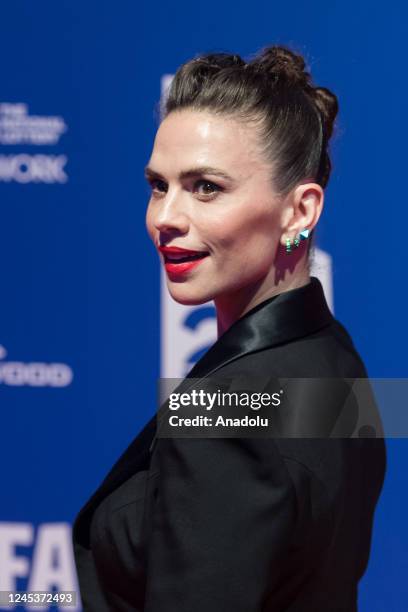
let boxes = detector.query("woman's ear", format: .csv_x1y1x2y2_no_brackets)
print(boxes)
279,182,324,246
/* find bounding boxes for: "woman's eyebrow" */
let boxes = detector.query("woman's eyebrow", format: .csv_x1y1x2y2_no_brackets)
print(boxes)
144,165,235,182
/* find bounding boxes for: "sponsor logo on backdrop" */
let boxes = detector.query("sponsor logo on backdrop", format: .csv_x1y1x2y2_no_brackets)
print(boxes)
0,345,73,387
0,154,68,184
0,103,68,183
0,103,67,145
0,522,80,611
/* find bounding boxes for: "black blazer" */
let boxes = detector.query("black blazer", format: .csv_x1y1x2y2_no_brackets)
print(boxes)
72,277,386,611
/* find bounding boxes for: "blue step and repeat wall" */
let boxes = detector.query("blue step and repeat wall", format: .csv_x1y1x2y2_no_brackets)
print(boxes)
1,1,407,610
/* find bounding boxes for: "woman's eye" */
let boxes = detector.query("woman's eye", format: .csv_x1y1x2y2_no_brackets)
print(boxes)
149,179,167,194
147,178,221,198
194,180,221,196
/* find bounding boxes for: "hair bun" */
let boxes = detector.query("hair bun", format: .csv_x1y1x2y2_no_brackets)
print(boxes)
310,86,339,139
248,45,339,142
249,45,312,88
191,52,246,72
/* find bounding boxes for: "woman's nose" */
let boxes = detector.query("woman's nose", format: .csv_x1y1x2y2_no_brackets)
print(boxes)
152,189,189,234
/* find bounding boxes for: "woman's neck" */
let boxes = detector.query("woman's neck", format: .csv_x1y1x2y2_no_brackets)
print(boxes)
214,270,311,338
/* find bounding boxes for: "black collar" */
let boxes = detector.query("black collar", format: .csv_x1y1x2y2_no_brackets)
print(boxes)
73,276,333,544
185,276,333,380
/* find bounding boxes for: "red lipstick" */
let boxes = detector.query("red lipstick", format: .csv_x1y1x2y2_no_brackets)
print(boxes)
157,245,210,276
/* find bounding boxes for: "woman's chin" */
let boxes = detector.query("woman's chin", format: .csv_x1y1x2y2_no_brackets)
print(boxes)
166,283,214,306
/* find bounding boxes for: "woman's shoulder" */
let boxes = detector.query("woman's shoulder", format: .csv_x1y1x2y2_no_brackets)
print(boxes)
207,317,383,447
216,316,367,379
281,316,368,378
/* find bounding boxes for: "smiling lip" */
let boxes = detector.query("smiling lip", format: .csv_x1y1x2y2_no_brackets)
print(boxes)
157,245,210,276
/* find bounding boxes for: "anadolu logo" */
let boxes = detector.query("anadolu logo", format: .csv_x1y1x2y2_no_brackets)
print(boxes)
0,344,73,387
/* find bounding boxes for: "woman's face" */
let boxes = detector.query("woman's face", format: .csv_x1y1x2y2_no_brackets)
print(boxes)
145,109,288,307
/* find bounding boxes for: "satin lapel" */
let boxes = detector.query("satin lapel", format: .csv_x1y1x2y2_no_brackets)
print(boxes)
152,276,334,442
74,277,333,542
184,276,333,381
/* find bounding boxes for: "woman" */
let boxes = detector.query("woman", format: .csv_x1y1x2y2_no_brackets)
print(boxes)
73,45,386,611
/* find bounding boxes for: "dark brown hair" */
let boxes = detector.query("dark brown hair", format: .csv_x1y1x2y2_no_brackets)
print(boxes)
161,44,339,253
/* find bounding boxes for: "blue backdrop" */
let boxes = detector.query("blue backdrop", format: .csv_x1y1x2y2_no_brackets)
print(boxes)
0,1,407,610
